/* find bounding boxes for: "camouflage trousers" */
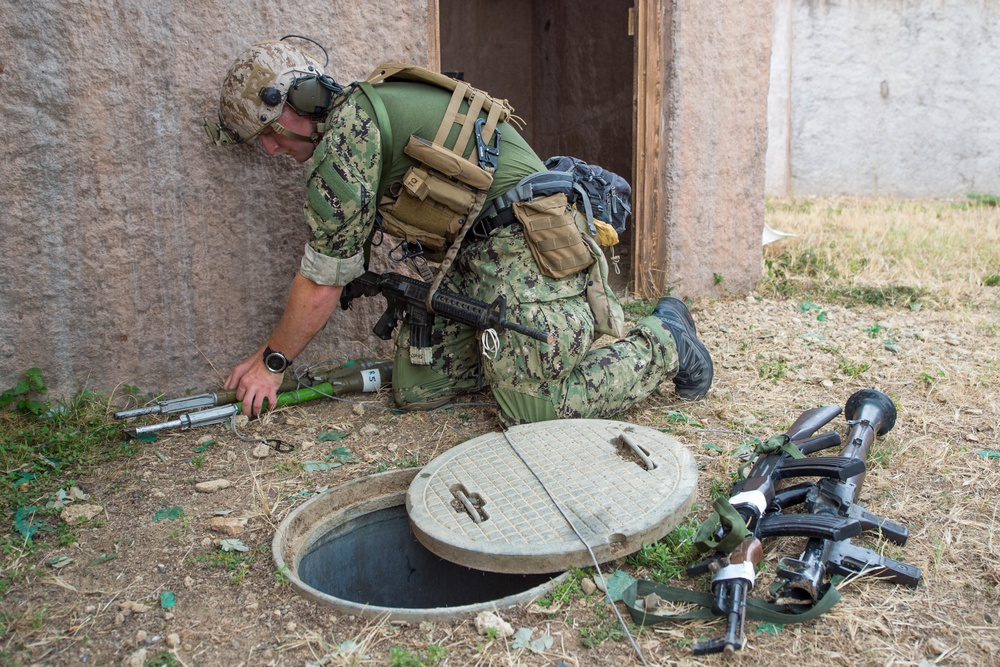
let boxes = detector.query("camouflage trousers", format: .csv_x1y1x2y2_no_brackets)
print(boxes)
392,223,679,426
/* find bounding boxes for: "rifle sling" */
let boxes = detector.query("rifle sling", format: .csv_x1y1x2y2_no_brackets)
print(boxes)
620,577,841,627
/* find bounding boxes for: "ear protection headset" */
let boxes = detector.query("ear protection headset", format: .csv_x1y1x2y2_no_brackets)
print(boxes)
259,35,344,118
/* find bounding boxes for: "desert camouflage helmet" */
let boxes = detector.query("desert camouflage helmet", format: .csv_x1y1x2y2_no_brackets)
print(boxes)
206,40,325,146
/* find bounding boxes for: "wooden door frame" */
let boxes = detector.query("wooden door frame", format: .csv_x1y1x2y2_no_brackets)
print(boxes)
428,0,665,296
631,0,666,297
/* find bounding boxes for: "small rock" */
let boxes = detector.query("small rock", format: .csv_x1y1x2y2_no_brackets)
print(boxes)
114,613,125,626
124,648,147,667
183,576,195,589
166,633,180,648
119,601,151,614
285,621,297,632
201,537,213,547
593,576,608,593
226,450,237,461
352,403,365,416
580,577,597,595
884,343,901,354
251,443,270,459
60,503,103,525
821,379,834,388
135,630,147,644
164,612,174,621
194,479,233,493
475,611,514,638
209,516,248,536
359,424,382,437
418,621,434,634
643,593,664,612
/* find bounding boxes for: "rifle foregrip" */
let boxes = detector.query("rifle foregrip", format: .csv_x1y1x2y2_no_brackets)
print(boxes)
757,512,862,541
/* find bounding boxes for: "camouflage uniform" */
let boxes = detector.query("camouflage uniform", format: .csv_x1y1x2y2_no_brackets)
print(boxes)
301,83,680,426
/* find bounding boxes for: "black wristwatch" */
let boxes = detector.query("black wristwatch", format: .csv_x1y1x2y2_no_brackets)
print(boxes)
262,346,293,373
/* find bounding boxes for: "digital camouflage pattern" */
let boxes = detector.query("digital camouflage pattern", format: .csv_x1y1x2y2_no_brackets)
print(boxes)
217,41,325,144
291,82,681,425
303,96,381,277
392,222,680,426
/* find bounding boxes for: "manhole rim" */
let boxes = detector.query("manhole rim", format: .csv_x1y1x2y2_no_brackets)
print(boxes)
272,468,568,622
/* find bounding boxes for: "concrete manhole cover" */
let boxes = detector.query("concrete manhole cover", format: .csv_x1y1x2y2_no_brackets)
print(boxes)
406,419,698,573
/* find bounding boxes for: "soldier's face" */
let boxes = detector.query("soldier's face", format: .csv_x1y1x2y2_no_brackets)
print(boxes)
258,107,315,163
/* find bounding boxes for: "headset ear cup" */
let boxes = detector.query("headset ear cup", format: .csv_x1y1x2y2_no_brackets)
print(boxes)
287,76,332,116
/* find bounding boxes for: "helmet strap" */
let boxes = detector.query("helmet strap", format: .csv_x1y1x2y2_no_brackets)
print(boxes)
270,120,321,144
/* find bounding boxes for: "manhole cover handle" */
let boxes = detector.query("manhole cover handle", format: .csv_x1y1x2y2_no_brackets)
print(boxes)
449,484,490,524
616,433,659,471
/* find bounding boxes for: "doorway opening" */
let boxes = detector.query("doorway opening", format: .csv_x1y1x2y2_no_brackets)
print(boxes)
438,0,637,293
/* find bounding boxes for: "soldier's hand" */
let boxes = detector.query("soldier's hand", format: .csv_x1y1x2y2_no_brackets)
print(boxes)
224,354,283,417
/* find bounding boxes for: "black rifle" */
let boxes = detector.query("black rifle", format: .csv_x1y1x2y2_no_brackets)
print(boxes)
688,405,867,655
774,390,922,609
340,272,552,363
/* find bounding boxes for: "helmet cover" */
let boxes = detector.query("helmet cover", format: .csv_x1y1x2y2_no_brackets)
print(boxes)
215,40,325,145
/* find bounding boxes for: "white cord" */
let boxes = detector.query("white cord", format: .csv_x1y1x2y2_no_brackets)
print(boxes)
481,328,501,360
500,430,650,667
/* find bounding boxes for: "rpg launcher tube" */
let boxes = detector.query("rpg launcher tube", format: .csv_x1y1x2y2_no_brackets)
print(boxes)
114,377,302,420
124,363,392,438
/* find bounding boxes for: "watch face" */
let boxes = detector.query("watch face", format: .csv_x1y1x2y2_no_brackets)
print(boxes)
264,349,289,373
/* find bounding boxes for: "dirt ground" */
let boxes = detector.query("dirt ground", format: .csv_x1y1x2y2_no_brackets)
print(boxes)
3,204,1000,666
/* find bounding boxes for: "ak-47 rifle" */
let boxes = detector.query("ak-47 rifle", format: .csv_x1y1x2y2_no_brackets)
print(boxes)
687,404,866,654
116,360,392,438
340,271,552,365
773,389,922,608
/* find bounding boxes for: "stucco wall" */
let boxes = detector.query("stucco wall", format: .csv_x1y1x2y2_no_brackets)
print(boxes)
1,0,776,399
666,0,775,297
0,0,429,398
766,0,1000,197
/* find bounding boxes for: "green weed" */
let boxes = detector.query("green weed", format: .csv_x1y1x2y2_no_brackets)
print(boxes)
0,371,133,575
389,644,447,667
621,297,657,321
838,358,871,377
372,456,422,473
536,568,585,609
758,356,788,382
625,518,700,582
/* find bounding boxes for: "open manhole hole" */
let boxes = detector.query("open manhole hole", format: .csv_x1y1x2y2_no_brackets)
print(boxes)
272,469,566,622
274,420,697,622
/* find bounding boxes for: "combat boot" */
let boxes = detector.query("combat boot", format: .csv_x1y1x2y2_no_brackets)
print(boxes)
652,297,714,400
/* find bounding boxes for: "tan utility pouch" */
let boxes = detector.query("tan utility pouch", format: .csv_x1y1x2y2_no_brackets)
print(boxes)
403,136,494,190
379,136,496,253
513,193,594,279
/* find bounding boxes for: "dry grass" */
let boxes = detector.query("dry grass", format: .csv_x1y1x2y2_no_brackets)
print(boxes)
1,196,998,666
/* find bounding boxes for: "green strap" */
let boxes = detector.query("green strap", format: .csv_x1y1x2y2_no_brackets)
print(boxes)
693,495,751,554
620,578,841,627
355,82,394,193
738,434,804,479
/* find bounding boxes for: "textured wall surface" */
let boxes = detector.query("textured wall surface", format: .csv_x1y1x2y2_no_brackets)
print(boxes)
666,0,775,297
0,0,429,397
1,0,775,398
766,0,1000,197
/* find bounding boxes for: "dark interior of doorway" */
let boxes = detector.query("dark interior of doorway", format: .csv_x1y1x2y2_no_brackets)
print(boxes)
439,0,635,293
